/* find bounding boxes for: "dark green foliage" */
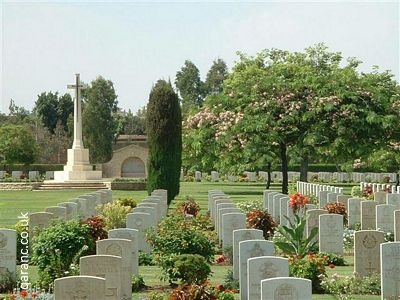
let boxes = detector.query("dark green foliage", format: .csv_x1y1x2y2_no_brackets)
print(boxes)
83,76,118,163
205,58,228,95
34,92,73,133
0,270,17,293
32,219,94,287
0,125,38,164
117,197,137,208
0,164,64,174
224,269,239,291
138,251,155,266
131,275,146,292
173,254,211,284
146,80,182,204
175,60,205,113
319,252,346,266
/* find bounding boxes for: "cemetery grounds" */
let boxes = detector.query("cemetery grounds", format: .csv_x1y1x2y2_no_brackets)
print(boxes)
0,181,381,299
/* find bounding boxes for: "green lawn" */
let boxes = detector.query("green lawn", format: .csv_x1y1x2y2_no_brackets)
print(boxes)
0,181,376,299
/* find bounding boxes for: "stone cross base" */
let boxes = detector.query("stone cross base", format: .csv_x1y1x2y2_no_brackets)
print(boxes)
53,148,102,182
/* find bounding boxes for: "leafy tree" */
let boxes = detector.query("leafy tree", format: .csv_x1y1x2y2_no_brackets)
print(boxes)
83,76,118,163
33,92,73,134
175,60,205,114
115,107,147,136
147,80,182,204
205,58,228,94
8,99,30,124
57,93,74,132
34,92,59,133
0,124,38,164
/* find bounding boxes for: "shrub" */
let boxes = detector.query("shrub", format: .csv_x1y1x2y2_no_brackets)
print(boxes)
169,283,217,300
146,213,215,283
237,199,263,213
323,202,348,226
97,202,133,230
289,253,326,293
222,245,233,264
0,270,17,293
82,216,108,250
176,196,201,216
131,275,146,292
351,186,362,198
117,197,137,208
246,209,277,239
343,228,355,250
139,251,155,266
223,269,239,291
173,254,211,284
321,272,381,297
318,252,346,266
289,193,310,214
32,219,93,287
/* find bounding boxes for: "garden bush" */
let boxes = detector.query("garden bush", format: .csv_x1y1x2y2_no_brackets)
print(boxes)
96,202,133,230
176,196,201,216
172,254,211,284
246,209,277,239
321,272,381,298
146,213,215,283
237,199,263,213
82,216,108,250
323,202,348,226
32,219,93,287
139,251,156,266
0,270,17,293
131,275,146,292
117,197,137,208
289,253,327,293
318,252,346,266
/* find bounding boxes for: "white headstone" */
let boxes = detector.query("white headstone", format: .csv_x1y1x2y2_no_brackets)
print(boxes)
380,242,400,299
261,277,312,300
108,228,139,275
54,275,106,300
239,240,275,300
221,213,246,249
319,214,343,255
361,201,378,230
0,229,17,276
232,229,264,280
126,212,152,252
96,239,133,300
376,204,395,233
354,230,384,276
348,198,362,229
80,255,122,300
247,256,289,299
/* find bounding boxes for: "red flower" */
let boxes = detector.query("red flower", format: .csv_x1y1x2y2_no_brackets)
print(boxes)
329,263,335,268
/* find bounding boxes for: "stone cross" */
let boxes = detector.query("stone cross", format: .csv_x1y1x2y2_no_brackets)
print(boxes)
67,74,88,150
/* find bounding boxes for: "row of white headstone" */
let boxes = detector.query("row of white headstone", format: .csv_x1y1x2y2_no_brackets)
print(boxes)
208,190,312,300
0,188,169,299
360,181,400,193
263,188,400,299
51,188,168,299
0,170,55,180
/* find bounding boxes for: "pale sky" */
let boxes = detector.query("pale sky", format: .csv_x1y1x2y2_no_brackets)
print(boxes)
1,1,399,114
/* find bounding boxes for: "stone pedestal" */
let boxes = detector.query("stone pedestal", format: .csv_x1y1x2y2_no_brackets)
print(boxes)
54,148,102,181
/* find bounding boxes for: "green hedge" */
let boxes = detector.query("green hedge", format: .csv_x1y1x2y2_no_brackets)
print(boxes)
0,164,64,174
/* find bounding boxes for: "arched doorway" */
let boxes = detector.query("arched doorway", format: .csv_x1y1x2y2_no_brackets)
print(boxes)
121,157,145,177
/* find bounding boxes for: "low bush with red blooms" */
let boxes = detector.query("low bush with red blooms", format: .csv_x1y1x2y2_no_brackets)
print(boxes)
168,283,237,300
323,202,348,226
289,193,310,214
177,197,201,216
362,186,374,199
82,216,108,253
289,253,327,293
382,187,391,193
246,209,277,239
215,254,229,264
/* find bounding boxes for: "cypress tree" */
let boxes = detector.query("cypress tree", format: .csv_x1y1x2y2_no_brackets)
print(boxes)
146,80,182,204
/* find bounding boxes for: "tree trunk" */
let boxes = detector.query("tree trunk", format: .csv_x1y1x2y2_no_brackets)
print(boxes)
396,171,399,187
280,143,288,195
300,156,309,182
266,162,272,189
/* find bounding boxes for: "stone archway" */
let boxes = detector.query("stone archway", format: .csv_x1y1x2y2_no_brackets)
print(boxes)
121,157,145,177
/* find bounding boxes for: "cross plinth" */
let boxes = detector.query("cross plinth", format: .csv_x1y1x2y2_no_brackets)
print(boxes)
67,74,88,150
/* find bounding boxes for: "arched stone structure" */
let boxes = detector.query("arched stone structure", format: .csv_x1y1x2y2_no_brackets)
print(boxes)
121,157,145,177
101,144,148,178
